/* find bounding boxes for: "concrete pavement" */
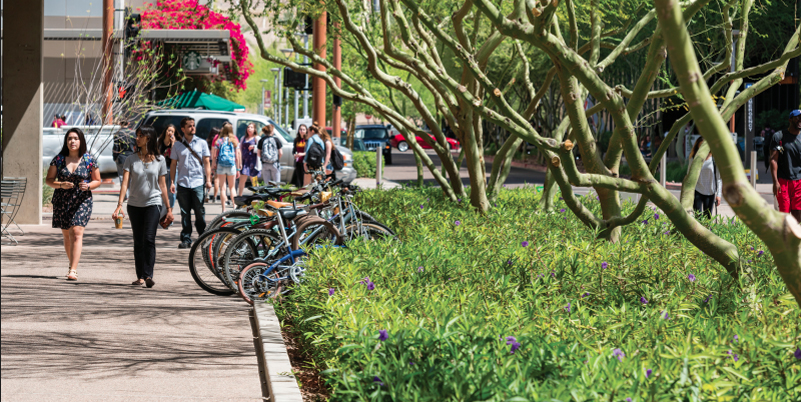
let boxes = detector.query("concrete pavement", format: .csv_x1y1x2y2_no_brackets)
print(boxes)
1,222,262,401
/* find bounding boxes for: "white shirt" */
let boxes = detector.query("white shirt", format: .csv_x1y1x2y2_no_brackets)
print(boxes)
693,157,722,197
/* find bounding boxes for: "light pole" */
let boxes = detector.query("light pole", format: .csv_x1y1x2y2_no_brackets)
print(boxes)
295,32,310,119
280,48,294,130
270,68,280,121
259,79,269,115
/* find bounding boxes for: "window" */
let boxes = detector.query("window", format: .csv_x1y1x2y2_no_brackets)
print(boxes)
236,119,265,139
196,118,231,140
355,128,388,140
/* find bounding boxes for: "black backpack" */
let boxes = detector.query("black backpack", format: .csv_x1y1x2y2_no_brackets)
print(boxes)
331,147,345,171
306,140,325,168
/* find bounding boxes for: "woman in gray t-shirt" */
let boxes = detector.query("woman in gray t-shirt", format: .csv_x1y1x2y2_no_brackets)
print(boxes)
113,126,173,288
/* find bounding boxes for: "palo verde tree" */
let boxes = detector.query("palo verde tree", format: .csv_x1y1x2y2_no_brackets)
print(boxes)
237,0,801,307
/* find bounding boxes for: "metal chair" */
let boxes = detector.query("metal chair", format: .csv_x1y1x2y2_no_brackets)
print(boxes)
2,177,28,245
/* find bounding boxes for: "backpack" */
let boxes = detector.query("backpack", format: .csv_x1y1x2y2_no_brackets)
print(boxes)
217,138,236,167
306,138,325,168
331,147,345,171
261,135,279,164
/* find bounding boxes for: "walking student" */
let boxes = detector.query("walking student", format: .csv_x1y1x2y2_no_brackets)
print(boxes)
258,124,282,184
688,137,721,219
211,123,241,212
113,126,173,288
159,124,177,209
303,125,326,185
113,121,135,200
291,124,308,187
45,128,102,281
769,109,801,221
170,117,212,249
238,122,260,196
319,125,336,180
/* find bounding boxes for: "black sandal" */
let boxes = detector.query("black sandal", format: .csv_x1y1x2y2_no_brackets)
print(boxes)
145,278,155,288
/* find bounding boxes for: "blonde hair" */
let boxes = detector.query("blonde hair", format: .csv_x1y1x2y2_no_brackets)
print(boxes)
220,123,238,146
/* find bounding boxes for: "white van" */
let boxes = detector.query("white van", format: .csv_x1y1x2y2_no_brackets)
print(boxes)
137,109,356,183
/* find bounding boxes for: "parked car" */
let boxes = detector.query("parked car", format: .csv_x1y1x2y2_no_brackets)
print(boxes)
354,124,392,165
389,132,460,153
42,125,121,174
137,109,356,183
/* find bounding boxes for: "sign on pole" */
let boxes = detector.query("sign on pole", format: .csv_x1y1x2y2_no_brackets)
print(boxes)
263,89,272,110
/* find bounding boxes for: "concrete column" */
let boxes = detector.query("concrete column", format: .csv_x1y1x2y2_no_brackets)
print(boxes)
2,0,44,225
312,12,327,128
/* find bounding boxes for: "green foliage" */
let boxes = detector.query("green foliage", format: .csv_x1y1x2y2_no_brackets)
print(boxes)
273,187,801,400
756,109,792,132
42,169,53,206
352,151,385,178
598,131,615,154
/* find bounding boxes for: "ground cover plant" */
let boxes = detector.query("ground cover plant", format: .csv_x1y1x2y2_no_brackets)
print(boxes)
274,187,800,401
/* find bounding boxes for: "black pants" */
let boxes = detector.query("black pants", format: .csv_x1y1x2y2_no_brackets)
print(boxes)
127,205,160,280
176,185,206,244
291,160,304,187
693,191,715,219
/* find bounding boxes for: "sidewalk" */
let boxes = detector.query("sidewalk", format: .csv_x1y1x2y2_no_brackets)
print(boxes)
1,222,262,401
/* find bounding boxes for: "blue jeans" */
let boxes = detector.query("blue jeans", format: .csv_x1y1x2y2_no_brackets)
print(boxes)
176,185,206,244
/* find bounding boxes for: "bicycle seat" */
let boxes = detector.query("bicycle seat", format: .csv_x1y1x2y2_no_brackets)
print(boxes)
266,200,293,209
278,207,306,221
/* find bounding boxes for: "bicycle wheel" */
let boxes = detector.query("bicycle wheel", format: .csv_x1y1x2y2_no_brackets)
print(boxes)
237,261,284,305
207,210,252,230
291,217,343,250
188,227,240,296
344,222,398,242
222,229,281,293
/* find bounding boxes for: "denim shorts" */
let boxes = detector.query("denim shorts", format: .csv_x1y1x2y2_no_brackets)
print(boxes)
216,165,236,176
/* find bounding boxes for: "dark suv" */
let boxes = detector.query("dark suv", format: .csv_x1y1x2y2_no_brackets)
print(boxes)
354,124,392,165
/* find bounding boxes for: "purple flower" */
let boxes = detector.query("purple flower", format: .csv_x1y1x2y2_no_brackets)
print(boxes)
417,266,424,273
750,246,755,251
510,341,521,354
626,398,632,402
521,241,529,247
612,348,625,362
642,220,649,225
758,250,764,256
661,310,670,320
564,302,571,313
663,231,670,235
360,276,370,285
794,347,801,360
420,204,424,209
328,288,335,296
559,208,566,213
727,350,739,362
581,292,590,298
601,262,608,269
559,197,563,200
688,274,696,282
505,336,517,345
733,335,739,343
704,294,713,303
507,260,513,265
367,282,376,291
454,220,461,226
373,376,384,386
551,271,556,278
646,368,652,378
378,330,388,341
457,198,462,202
654,213,660,220
640,297,648,304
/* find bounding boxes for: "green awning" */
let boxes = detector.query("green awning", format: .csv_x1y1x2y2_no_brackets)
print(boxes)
159,89,245,112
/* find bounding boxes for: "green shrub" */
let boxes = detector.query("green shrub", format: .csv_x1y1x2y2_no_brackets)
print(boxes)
274,188,800,400
42,169,53,206
352,151,385,178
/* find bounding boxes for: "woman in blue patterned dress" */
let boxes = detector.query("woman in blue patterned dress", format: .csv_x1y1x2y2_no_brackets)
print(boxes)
45,128,102,281
237,122,260,197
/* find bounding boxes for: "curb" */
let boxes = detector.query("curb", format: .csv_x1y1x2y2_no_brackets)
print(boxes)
250,302,304,402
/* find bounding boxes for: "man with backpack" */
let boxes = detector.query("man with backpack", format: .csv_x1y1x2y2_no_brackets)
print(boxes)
170,117,212,249
257,124,283,184
768,110,801,221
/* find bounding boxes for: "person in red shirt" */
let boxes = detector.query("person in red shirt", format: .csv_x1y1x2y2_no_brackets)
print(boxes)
770,109,801,221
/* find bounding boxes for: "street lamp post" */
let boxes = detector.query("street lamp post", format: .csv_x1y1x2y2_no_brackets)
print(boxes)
259,79,269,115
280,48,294,131
270,68,280,122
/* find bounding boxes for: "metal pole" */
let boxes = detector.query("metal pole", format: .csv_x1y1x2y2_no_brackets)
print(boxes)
660,153,667,187
312,13,327,126
303,35,309,118
102,0,114,124
376,146,382,189
285,86,290,130
260,83,264,115
750,150,757,189
277,68,283,129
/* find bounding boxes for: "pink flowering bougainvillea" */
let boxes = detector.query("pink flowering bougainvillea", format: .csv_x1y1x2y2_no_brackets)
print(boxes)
141,0,253,90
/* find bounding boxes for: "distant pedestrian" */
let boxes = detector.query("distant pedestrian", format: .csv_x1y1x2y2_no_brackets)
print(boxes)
291,124,308,187
113,126,173,288
258,124,282,184
170,117,212,249
45,128,102,281
688,137,721,219
158,124,177,208
769,109,801,221
113,121,136,200
211,123,241,212
206,127,222,203
318,124,336,180
303,124,326,185
51,114,65,128
238,122,260,196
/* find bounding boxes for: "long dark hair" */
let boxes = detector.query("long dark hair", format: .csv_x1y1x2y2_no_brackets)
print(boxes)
207,127,221,148
59,128,87,157
159,124,176,148
296,124,308,141
690,137,706,159
137,125,162,161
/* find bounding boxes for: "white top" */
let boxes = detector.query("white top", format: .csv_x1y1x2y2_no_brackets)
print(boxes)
693,157,722,197
124,154,168,208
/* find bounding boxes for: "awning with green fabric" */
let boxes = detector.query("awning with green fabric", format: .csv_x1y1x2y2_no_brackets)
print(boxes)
158,89,245,112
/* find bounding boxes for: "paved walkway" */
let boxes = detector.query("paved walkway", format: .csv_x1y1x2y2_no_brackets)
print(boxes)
1,222,262,401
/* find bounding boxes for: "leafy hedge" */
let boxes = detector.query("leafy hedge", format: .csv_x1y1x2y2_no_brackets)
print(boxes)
352,151,385,178
274,187,801,401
